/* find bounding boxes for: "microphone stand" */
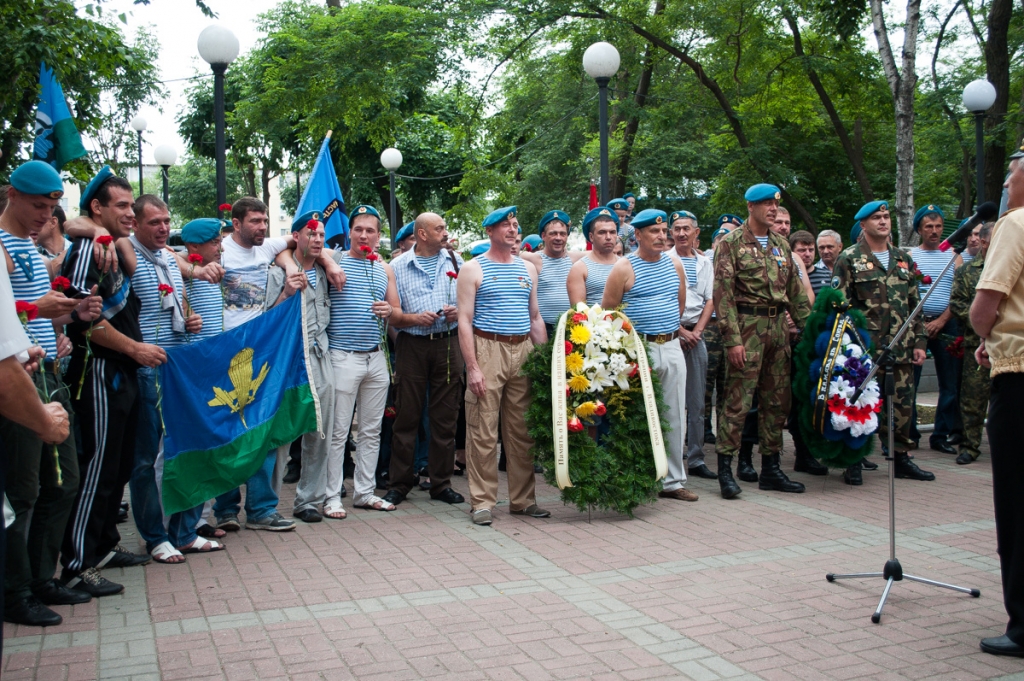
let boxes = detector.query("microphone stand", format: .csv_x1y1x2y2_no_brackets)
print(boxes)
826,243,980,623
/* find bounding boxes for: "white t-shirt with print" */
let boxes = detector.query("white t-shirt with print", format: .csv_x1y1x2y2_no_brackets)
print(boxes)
220,236,289,330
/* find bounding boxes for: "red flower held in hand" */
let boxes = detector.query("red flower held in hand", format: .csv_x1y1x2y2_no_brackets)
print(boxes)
923,275,932,284
384,406,397,418
187,254,203,264
95,235,114,247
51,276,71,292
564,341,573,355
446,271,458,280
359,244,371,253
306,220,319,231
158,284,174,295
219,203,232,212
366,253,380,262
15,301,38,322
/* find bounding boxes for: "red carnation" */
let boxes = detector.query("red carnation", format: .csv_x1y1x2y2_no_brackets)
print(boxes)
594,401,607,417
923,275,932,284
384,406,397,419
15,301,38,322
565,341,573,355
51,276,71,292
306,219,319,231
187,254,203,264
628,364,638,377
95,235,114,247
219,203,232,212
567,417,584,433
158,284,174,295
572,313,586,323
366,253,380,262
359,245,371,253
446,271,458,280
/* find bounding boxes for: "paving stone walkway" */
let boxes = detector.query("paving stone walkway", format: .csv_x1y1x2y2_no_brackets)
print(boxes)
3,435,1022,680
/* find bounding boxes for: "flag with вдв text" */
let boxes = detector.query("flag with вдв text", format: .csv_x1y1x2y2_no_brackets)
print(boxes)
158,295,318,514
33,62,87,170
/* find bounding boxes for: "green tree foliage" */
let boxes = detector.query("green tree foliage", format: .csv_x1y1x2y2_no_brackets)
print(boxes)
167,156,247,224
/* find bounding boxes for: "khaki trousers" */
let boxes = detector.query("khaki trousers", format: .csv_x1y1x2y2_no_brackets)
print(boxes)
465,336,537,512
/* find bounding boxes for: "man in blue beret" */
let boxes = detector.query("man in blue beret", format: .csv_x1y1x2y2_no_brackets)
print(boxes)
909,203,963,454
608,199,635,252
521,210,584,336
392,221,415,258
831,200,934,484
567,207,620,307
457,206,548,525
712,184,810,498
623,192,636,214
520,234,542,252
603,209,698,502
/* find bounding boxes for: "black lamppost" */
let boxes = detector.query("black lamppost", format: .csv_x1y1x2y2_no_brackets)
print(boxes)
131,116,147,195
198,24,239,215
583,42,620,205
380,147,403,237
154,145,177,204
962,79,998,207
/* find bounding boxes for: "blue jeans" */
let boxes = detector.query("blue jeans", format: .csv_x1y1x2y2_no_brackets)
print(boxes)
130,367,205,549
912,318,964,442
213,450,279,522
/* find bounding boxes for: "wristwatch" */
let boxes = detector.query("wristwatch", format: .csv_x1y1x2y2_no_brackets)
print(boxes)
70,309,81,323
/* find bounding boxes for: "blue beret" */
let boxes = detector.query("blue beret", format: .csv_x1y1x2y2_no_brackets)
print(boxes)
712,227,731,241
853,200,888,221
623,192,635,200
631,209,668,229
913,204,944,232
850,221,862,243
718,214,744,227
744,183,782,202
9,161,64,199
582,207,620,241
521,234,543,252
607,198,629,211
79,165,116,211
669,210,697,226
469,240,489,257
538,210,571,235
349,204,381,221
181,218,225,244
292,209,323,233
395,221,415,244
482,206,517,228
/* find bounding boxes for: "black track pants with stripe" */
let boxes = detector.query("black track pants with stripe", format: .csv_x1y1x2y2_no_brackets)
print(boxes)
61,358,139,575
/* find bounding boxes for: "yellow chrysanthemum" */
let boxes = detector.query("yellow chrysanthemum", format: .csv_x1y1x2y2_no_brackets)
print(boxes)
570,325,591,345
568,374,591,393
565,351,584,374
575,401,597,418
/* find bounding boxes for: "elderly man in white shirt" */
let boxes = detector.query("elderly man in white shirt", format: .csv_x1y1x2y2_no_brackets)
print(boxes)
667,211,717,479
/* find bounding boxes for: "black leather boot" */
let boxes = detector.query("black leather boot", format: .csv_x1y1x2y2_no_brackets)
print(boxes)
843,462,863,485
759,453,805,493
717,454,742,499
894,452,935,481
737,441,758,482
282,457,301,484
793,445,828,476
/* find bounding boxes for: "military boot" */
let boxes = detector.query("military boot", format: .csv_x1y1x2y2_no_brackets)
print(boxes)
793,443,828,476
843,462,863,486
736,441,758,482
717,454,742,499
894,452,935,481
758,453,805,493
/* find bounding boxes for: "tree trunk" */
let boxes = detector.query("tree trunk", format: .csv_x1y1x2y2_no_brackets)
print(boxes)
869,0,921,246
784,12,874,201
261,165,272,207
984,0,1011,205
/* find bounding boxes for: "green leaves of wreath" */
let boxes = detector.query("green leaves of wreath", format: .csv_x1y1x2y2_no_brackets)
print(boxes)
522,339,667,517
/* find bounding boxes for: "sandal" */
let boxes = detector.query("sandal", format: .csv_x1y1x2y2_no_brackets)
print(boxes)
324,499,347,519
354,495,396,512
151,541,186,564
196,524,227,539
178,536,225,554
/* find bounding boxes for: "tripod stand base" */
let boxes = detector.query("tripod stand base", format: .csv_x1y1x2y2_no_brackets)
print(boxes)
826,559,980,623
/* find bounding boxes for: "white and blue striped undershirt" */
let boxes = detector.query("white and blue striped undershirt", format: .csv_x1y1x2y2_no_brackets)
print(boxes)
414,253,440,286
756,235,769,249
583,257,615,306
873,251,890,270
621,253,680,335
680,256,698,289
0,230,58,357
306,268,317,289
328,253,388,352
131,248,185,347
473,255,532,335
537,253,573,324
185,280,224,340
911,247,956,316
960,252,975,265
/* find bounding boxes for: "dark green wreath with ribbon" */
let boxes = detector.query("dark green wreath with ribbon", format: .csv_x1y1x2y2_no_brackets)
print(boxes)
793,286,879,469
522,339,666,518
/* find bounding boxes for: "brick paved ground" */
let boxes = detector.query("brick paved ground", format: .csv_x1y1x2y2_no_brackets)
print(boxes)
3,430,1022,680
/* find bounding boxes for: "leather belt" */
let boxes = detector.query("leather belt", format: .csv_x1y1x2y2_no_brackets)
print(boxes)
345,345,381,354
473,328,529,344
737,305,779,317
403,329,458,341
644,331,680,344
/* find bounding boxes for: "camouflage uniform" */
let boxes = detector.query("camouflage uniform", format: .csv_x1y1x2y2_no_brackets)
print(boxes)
831,241,926,452
950,255,990,461
703,319,725,437
713,228,810,458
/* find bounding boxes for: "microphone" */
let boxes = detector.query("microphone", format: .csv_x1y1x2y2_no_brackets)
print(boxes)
938,202,998,251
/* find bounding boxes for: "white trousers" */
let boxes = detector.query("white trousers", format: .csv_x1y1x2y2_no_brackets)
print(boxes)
649,340,687,490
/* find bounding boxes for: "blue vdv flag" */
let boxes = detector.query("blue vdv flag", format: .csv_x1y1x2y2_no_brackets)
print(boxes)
158,296,318,514
33,62,87,170
298,134,349,248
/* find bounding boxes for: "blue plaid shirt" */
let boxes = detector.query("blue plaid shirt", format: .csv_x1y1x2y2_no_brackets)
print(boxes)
393,248,462,335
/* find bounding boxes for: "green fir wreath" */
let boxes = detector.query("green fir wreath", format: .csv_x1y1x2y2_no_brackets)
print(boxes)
522,338,667,518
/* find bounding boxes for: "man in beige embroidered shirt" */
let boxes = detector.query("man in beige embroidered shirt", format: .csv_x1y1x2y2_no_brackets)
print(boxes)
971,147,1024,658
